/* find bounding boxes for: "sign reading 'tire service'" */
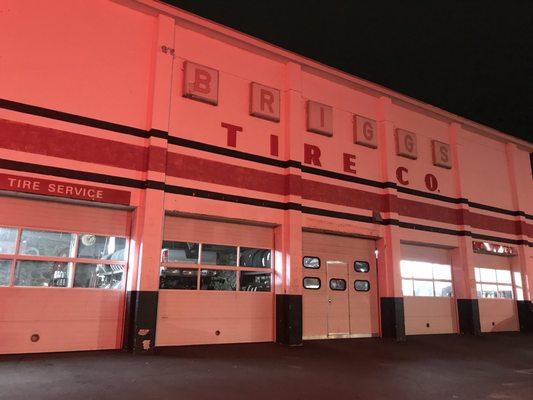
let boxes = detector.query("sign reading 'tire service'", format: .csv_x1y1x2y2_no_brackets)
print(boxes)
0,173,131,205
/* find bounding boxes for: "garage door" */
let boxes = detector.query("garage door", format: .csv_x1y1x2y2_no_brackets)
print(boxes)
474,253,519,332
302,231,378,340
0,196,131,354
401,244,458,335
156,216,274,346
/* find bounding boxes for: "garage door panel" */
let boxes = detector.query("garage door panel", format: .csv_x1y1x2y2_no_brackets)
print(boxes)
404,297,457,335
157,291,273,346
0,319,123,354
478,299,519,332
0,196,130,236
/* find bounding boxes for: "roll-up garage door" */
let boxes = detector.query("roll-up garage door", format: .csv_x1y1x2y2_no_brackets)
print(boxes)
156,216,274,346
474,253,519,332
0,196,131,354
302,231,379,340
401,244,458,335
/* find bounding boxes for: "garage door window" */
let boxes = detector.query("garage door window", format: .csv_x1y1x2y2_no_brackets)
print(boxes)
0,225,128,289
160,243,272,292
303,277,321,290
354,280,370,292
354,261,370,273
475,267,514,299
303,256,320,269
401,260,453,297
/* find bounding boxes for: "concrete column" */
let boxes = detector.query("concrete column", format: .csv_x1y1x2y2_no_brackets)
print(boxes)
505,143,533,331
275,62,303,345
449,122,481,335
376,96,405,340
125,13,174,353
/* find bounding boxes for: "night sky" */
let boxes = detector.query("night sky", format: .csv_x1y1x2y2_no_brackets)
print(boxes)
164,0,532,143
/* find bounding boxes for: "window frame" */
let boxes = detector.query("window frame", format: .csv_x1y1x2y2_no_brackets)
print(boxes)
160,242,273,292
0,225,128,289
474,266,516,300
354,280,370,292
303,276,321,290
400,259,454,298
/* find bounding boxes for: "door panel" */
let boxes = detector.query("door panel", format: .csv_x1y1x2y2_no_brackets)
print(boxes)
326,261,349,336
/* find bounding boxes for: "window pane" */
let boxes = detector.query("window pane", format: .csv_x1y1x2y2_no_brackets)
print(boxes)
239,271,271,292
513,272,523,288
402,279,414,296
474,267,480,282
0,227,17,254
0,260,11,286
413,280,434,296
77,235,127,261
497,285,513,299
516,288,524,301
479,268,497,283
496,270,512,284
161,241,199,263
411,262,433,279
14,261,69,287
433,264,452,280
160,268,197,290
481,283,498,298
354,261,370,273
201,244,237,266
354,280,370,292
329,279,346,291
239,248,271,268
19,230,75,257
303,277,321,290
476,283,482,298
200,269,236,291
434,281,453,297
303,256,320,269
74,263,123,289
400,260,414,278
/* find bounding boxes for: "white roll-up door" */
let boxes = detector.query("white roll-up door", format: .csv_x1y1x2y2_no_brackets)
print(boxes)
0,196,131,354
401,243,458,335
156,216,275,346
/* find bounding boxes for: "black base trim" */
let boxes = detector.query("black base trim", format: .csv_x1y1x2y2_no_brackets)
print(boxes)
123,290,159,354
380,297,405,341
276,294,303,346
457,299,481,336
517,300,533,332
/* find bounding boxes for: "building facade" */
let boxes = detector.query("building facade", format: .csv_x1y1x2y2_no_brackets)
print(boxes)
0,0,531,354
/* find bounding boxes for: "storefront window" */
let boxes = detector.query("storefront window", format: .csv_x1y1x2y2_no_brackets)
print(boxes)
201,244,237,266
13,261,70,287
239,271,271,291
160,268,198,290
74,263,124,289
77,235,127,261
0,260,11,286
401,260,453,297
161,241,199,263
239,247,271,268
475,267,515,299
0,227,17,254
514,272,524,301
200,269,236,291
19,230,75,258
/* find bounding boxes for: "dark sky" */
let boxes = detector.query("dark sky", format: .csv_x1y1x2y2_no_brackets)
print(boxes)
164,1,532,143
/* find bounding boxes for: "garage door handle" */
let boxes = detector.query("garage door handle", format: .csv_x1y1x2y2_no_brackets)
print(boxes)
328,299,332,303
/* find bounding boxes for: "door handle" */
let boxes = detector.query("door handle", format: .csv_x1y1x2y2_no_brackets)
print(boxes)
328,299,332,303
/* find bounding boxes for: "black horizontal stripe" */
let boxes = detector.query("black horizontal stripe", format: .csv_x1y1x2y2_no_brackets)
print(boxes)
1,97,530,220
0,98,149,139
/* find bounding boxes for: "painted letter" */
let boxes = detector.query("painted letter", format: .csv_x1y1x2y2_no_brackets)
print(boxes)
396,167,409,185
343,153,357,174
304,144,322,166
221,122,243,148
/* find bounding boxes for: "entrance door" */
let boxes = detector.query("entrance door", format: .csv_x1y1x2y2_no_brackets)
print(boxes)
326,261,349,337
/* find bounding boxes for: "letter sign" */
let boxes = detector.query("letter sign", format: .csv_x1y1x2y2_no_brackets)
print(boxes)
432,140,452,169
354,115,378,148
307,100,333,137
250,82,280,122
396,129,418,159
182,61,219,105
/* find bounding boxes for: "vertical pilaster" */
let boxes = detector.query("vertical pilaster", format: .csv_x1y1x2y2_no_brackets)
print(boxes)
275,62,303,345
449,122,481,335
125,14,175,353
376,96,405,340
505,143,533,332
